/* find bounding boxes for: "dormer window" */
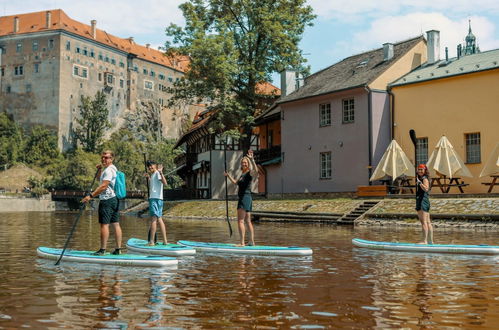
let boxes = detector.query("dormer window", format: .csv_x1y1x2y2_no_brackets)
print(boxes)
356,59,369,68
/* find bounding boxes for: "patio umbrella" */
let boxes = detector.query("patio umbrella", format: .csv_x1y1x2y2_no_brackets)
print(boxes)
426,136,473,178
479,142,499,177
370,140,415,181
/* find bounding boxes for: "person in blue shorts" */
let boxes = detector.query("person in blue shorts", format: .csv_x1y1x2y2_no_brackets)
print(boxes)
146,160,168,245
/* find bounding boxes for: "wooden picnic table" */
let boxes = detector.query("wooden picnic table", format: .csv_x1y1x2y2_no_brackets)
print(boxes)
481,174,499,193
388,177,415,194
431,175,469,193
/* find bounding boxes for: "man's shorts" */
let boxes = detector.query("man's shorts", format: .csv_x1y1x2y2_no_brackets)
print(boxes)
149,198,164,218
98,197,120,224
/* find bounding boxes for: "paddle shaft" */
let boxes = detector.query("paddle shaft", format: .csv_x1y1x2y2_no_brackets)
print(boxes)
409,129,418,196
55,168,100,265
223,139,233,237
144,153,157,243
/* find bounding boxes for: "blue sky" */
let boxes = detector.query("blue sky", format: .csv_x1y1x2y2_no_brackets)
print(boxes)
3,0,499,87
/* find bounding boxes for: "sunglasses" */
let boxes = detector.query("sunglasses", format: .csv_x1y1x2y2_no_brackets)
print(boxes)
101,155,112,159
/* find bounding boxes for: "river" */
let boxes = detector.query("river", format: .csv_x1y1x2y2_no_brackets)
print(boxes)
0,211,498,328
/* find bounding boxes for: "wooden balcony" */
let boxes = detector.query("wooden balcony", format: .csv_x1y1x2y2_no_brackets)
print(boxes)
254,145,281,164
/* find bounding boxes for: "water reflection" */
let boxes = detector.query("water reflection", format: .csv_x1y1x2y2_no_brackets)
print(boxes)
1,212,499,328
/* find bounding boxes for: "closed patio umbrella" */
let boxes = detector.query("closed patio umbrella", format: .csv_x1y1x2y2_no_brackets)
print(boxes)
479,142,499,177
426,136,473,178
370,140,415,181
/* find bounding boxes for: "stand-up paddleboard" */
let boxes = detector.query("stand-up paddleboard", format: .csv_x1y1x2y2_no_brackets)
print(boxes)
177,240,313,256
37,247,178,267
126,238,196,256
352,238,499,255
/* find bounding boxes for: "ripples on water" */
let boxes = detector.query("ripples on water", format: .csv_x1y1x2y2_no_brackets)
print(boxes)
0,212,498,328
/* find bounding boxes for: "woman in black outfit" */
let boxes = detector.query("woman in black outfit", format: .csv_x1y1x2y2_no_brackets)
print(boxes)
224,150,259,246
416,164,433,244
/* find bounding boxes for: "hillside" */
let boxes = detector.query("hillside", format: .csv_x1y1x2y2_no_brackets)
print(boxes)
0,164,43,192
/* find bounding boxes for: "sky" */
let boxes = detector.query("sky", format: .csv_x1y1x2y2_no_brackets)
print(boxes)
2,0,499,87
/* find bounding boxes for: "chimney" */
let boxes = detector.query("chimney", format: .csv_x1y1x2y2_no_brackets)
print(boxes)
383,43,394,61
146,43,150,49
426,30,440,64
445,47,449,61
280,69,298,96
128,37,134,44
90,20,97,39
14,17,19,33
46,11,52,28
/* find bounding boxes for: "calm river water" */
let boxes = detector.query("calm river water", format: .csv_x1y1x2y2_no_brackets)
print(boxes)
0,211,498,329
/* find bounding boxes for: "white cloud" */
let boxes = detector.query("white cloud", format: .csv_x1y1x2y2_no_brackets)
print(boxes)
3,0,185,37
351,13,499,57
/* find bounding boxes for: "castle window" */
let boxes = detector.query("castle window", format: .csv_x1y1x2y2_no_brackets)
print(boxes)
32,41,39,51
66,41,71,51
75,47,80,54
90,49,95,58
48,39,54,49
83,47,88,56
14,65,24,76
16,43,23,53
72,64,89,79
144,80,153,90
34,63,40,73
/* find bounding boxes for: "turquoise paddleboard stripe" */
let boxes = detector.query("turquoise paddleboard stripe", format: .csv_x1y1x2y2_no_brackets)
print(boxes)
353,238,499,249
127,238,190,249
178,240,309,250
38,247,173,260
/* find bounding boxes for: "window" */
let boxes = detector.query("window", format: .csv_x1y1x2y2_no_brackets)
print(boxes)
159,74,165,80
98,53,103,60
6,86,11,93
144,80,153,90
106,73,114,84
416,138,428,165
105,56,109,62
119,61,125,68
26,84,31,93
150,71,155,77
14,65,24,76
34,63,40,73
83,47,88,56
320,152,332,179
319,103,331,127
342,98,355,123
32,41,39,51
168,77,173,82
48,39,54,49
143,68,148,75
111,58,116,65
66,41,71,51
16,43,22,53
72,64,88,79
75,46,80,54
120,79,124,88
465,133,481,163
1,67,5,76
90,49,95,58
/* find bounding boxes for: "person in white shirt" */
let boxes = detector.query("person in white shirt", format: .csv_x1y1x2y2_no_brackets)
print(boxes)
146,160,168,245
82,150,123,255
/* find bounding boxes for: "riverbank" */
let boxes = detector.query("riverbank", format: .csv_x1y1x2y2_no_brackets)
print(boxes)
157,197,499,228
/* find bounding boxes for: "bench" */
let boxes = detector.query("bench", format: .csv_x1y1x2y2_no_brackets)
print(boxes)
356,185,387,197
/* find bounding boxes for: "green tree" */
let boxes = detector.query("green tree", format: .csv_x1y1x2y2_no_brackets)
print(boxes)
0,112,24,166
165,0,315,150
73,91,111,152
47,149,100,190
24,125,61,166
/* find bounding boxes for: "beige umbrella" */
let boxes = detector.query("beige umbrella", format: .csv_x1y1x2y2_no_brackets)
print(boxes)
426,136,473,178
370,140,415,181
479,142,499,177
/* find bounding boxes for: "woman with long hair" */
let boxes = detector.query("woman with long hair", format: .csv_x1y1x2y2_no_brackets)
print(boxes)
416,164,433,244
224,150,259,246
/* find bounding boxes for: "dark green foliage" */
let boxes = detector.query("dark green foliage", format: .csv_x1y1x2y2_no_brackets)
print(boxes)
24,126,61,166
165,0,315,149
0,112,24,165
47,149,100,191
73,91,111,152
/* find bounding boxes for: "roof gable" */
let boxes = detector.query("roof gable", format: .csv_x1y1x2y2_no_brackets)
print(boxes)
278,36,425,104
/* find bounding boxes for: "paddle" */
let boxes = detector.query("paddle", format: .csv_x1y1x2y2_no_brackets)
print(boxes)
143,153,157,244
409,129,418,195
223,137,233,237
55,167,100,265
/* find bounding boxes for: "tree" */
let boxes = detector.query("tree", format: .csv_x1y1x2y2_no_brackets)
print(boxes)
165,0,315,150
73,91,111,152
24,126,61,166
0,112,24,166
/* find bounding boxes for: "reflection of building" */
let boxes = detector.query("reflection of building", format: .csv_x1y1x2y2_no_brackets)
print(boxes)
0,9,195,150
390,27,499,193
263,36,427,194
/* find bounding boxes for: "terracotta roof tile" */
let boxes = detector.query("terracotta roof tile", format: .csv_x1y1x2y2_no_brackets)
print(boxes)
0,9,189,72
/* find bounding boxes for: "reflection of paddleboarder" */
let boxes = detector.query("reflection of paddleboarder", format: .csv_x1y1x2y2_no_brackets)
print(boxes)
224,150,259,246
416,164,433,244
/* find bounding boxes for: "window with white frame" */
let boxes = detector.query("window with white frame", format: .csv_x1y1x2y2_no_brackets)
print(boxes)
319,103,331,127
342,98,355,123
72,64,88,79
465,133,481,163
416,137,428,165
106,73,113,84
320,152,332,179
14,65,24,76
144,80,154,90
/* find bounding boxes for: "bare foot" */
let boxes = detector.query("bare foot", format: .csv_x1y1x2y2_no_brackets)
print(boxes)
417,241,428,245
236,243,245,247
147,242,155,246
